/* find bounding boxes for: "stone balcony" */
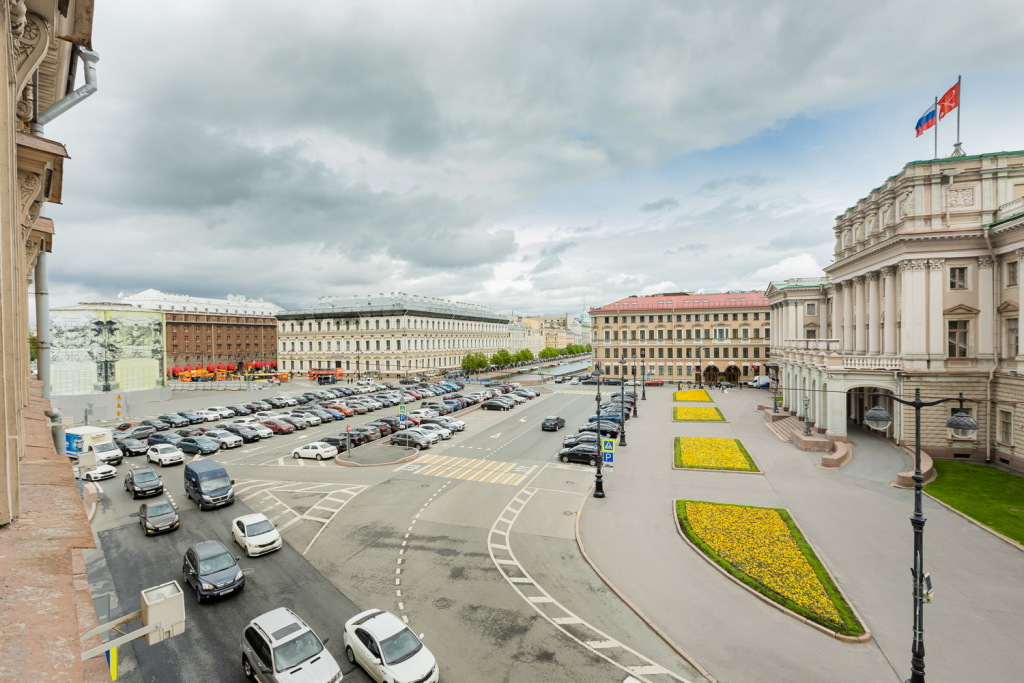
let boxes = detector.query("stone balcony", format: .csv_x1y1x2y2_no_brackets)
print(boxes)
774,339,904,371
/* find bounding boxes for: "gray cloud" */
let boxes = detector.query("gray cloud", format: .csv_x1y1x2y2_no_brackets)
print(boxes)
640,198,679,212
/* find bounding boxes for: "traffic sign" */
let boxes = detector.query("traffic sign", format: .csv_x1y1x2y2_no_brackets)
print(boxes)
600,438,615,453
398,404,407,414
346,425,352,433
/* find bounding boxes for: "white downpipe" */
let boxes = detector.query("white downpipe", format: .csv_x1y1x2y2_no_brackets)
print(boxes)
32,48,99,133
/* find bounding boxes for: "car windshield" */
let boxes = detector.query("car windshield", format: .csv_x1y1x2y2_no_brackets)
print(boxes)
197,551,235,574
157,445,176,453
246,519,275,536
200,475,232,492
273,631,324,671
148,502,174,516
380,627,423,665
135,471,158,482
94,442,117,452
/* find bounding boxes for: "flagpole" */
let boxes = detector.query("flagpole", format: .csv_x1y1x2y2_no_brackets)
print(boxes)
956,75,962,146
933,96,938,159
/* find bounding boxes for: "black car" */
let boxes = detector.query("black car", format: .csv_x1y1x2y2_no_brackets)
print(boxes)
138,498,179,535
278,416,308,431
121,424,157,441
376,416,408,432
124,467,164,498
216,424,261,443
265,397,288,408
563,431,601,448
177,411,206,425
481,399,511,411
320,435,355,453
141,418,171,431
367,420,395,436
182,540,244,602
227,405,252,416
113,437,148,457
558,443,600,465
158,414,189,428
148,431,185,446
178,436,221,455
578,421,620,437
541,416,566,431
176,426,208,438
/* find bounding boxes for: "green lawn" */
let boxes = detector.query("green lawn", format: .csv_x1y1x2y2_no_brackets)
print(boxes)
927,461,1024,544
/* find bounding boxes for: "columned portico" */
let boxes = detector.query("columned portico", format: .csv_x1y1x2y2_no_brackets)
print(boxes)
928,259,946,359
842,280,853,353
853,276,867,354
882,265,898,355
867,272,881,355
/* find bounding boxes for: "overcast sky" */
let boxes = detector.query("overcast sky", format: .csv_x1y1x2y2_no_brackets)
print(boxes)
44,0,1024,317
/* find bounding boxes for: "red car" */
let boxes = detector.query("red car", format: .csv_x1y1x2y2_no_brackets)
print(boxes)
326,404,356,416
260,419,295,435
115,421,142,432
645,380,665,387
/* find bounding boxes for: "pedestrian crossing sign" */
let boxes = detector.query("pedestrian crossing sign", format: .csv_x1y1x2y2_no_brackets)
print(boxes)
601,438,615,453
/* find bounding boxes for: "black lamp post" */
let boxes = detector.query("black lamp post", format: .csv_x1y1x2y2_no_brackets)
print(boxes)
618,359,627,446
696,344,703,389
772,379,779,413
803,395,812,436
631,363,638,417
864,389,978,683
639,349,647,400
592,363,605,498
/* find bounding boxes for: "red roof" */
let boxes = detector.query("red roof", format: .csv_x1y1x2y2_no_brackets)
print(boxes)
591,291,768,313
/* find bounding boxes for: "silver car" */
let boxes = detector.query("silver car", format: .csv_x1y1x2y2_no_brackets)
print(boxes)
241,607,342,682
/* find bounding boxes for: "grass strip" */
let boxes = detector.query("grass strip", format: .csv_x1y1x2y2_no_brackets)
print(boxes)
926,461,1024,544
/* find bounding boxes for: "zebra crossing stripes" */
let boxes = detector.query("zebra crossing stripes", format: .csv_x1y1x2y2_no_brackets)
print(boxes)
397,453,536,486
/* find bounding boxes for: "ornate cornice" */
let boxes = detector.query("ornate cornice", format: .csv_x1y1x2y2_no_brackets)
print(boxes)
900,259,928,272
928,258,946,270
867,271,881,281
978,256,994,269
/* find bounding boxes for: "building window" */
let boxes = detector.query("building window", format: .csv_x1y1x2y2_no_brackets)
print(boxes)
999,409,1013,444
949,266,968,290
1009,319,1019,358
806,328,817,339
1007,261,1019,287
948,320,969,357
806,303,816,315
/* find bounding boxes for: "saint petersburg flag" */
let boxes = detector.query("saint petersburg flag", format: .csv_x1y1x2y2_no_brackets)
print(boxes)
915,104,937,137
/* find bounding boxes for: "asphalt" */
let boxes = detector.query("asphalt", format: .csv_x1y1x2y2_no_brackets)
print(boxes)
577,384,1024,683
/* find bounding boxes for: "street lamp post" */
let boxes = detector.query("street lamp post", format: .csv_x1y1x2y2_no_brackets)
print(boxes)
639,349,647,401
772,379,779,413
631,363,638,417
803,395,812,436
592,363,605,498
618,359,627,446
696,345,703,389
864,389,978,683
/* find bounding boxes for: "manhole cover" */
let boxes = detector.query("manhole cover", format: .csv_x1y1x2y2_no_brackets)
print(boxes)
563,511,575,516
433,598,451,609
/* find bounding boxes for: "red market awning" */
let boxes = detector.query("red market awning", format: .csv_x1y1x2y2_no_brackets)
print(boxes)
245,362,254,369
216,364,226,370
269,361,277,367
206,364,215,372
165,369,171,375
226,363,236,371
183,366,194,372
253,362,264,369
171,366,182,373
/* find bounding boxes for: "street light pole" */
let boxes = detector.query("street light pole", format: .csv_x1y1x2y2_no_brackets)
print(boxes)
631,363,638,417
618,359,627,446
639,349,647,401
592,363,605,498
864,389,978,683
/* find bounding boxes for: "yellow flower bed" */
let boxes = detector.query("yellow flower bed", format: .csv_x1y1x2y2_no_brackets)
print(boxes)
673,390,713,402
677,500,864,636
675,437,758,471
673,406,725,422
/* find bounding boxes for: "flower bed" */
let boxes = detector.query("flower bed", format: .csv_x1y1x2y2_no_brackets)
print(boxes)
673,389,713,402
674,437,758,471
673,406,726,422
676,500,865,636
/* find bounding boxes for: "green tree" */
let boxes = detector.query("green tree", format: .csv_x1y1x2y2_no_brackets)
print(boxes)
461,352,489,372
538,347,558,359
514,349,534,363
490,349,513,367
28,334,39,361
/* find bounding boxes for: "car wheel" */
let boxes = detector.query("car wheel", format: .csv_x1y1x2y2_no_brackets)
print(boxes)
242,656,255,680
589,458,597,466
293,452,300,459
560,455,569,463
316,453,323,461
220,443,227,450
194,584,203,604
345,645,356,665
414,444,422,451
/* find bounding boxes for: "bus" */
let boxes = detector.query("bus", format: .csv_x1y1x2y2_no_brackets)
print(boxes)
309,369,345,384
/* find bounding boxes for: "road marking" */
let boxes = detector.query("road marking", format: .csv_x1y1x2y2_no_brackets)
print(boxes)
396,453,535,486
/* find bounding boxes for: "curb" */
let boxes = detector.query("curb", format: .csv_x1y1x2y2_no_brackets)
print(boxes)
575,488,719,683
924,491,1024,552
672,502,872,644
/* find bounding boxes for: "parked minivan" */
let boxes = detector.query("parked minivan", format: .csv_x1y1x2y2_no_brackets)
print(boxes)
183,459,235,511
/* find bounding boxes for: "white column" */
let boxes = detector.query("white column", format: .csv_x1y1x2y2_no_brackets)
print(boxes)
829,285,842,343
825,379,849,438
977,256,994,362
853,275,867,353
867,271,881,356
795,300,805,338
882,266,897,355
900,260,929,365
928,259,946,358
842,281,854,353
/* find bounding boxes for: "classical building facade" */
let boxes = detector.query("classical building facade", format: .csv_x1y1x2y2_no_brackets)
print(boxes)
590,292,771,383
768,150,1024,472
277,294,510,377
117,289,281,371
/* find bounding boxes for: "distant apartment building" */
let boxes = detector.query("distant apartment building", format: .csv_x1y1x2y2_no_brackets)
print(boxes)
590,292,771,383
768,150,1024,472
277,294,510,377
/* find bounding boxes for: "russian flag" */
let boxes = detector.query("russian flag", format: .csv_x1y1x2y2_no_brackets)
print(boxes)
915,104,937,137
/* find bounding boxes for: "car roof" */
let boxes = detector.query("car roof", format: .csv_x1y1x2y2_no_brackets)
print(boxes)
190,539,230,559
234,513,269,525
348,609,406,639
251,607,311,644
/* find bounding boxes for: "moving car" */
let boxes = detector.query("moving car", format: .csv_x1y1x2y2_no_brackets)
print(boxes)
291,442,338,461
75,463,117,482
182,540,244,603
113,436,148,457
541,416,566,431
241,607,342,682
343,609,439,683
183,459,235,510
138,498,179,535
147,443,185,467
231,513,282,557
123,466,163,498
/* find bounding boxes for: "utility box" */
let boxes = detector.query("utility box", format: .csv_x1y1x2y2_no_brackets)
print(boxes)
141,581,185,645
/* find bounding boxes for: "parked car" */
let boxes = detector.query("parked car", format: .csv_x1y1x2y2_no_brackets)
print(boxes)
350,425,382,442
148,431,184,447
241,607,341,682
227,405,252,416
147,443,185,467
291,411,321,426
138,498,180,535
403,427,440,445
578,421,620,437
292,442,339,461
260,419,295,435
562,431,601,448
178,436,221,456
157,414,189,428
123,466,163,498
481,400,510,411
201,429,244,449
113,436,148,457
198,409,223,422
182,540,244,603
367,420,396,436
279,416,309,431
231,513,282,557
415,423,452,440
114,421,142,432
558,443,600,465
390,431,431,450
140,418,171,431
541,416,566,431
175,426,208,438
645,380,665,387
215,423,262,443
207,406,236,419
177,411,207,425
343,609,439,683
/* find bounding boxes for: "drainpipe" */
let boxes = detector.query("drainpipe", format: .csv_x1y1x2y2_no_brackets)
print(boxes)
45,408,65,456
31,47,99,134
983,226,999,463
35,251,52,398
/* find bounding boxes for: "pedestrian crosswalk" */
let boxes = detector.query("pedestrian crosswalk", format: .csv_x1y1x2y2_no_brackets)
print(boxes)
396,453,536,486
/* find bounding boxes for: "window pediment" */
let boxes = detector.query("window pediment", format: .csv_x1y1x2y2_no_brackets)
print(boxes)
997,300,1019,314
943,304,980,316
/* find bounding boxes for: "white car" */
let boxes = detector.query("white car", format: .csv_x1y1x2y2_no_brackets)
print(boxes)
404,427,440,445
409,408,438,418
343,609,439,683
292,412,321,426
569,377,580,385
248,423,274,439
207,406,236,419
231,513,282,557
416,423,452,440
75,463,118,482
203,429,243,449
504,394,526,404
198,408,222,422
292,442,338,461
279,396,299,406
361,398,383,410
438,417,465,431
147,444,185,466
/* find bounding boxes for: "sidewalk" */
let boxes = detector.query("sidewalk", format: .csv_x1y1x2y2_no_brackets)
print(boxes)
578,385,1024,683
